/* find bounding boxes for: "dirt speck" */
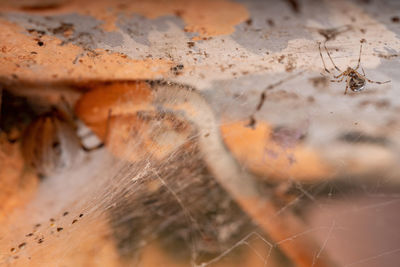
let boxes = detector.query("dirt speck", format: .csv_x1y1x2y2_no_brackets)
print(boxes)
187,41,195,48
245,116,256,129
284,0,300,13
18,242,26,249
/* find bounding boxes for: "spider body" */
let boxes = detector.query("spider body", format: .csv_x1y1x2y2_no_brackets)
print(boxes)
21,101,103,178
318,41,390,94
347,69,366,92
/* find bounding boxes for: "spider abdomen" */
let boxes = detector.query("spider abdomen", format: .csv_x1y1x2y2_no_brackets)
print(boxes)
349,75,366,92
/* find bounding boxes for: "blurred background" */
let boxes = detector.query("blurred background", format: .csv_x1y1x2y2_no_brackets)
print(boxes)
0,0,400,266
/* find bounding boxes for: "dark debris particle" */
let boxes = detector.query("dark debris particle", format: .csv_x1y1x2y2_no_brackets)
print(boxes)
50,218,55,222
79,213,84,218
50,22,74,35
285,0,300,13
38,238,43,244
256,92,266,111
245,19,253,26
72,219,78,224
34,223,41,228
57,227,63,232
10,247,15,252
18,242,26,249
27,29,46,36
245,116,257,129
187,41,195,48
26,233,34,237
52,141,60,148
171,64,184,75
171,64,184,71
63,211,69,216
37,41,44,46
13,256,19,259
392,16,399,23
267,19,275,27
338,131,388,146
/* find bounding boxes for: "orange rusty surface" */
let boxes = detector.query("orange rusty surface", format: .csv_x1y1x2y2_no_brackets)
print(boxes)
220,121,331,181
7,215,121,267
0,19,173,83
0,133,38,223
0,0,248,82
75,82,197,162
75,81,153,140
0,0,248,37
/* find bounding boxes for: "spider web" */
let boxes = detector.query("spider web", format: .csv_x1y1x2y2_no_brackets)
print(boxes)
1,0,400,266
1,77,400,267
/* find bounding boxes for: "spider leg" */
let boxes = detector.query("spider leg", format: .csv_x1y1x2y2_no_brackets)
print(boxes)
333,72,345,79
324,42,342,72
365,78,391,84
355,41,363,70
361,66,366,76
318,42,331,74
358,72,391,85
344,78,349,95
330,76,345,83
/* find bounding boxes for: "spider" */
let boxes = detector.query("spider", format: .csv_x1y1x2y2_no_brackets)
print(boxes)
20,97,103,178
318,40,390,94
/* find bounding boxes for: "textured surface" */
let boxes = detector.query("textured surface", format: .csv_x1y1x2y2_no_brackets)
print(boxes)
1,1,400,267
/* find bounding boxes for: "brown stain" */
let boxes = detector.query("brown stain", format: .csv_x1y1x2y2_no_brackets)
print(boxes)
309,76,329,90
220,121,331,181
0,19,173,83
